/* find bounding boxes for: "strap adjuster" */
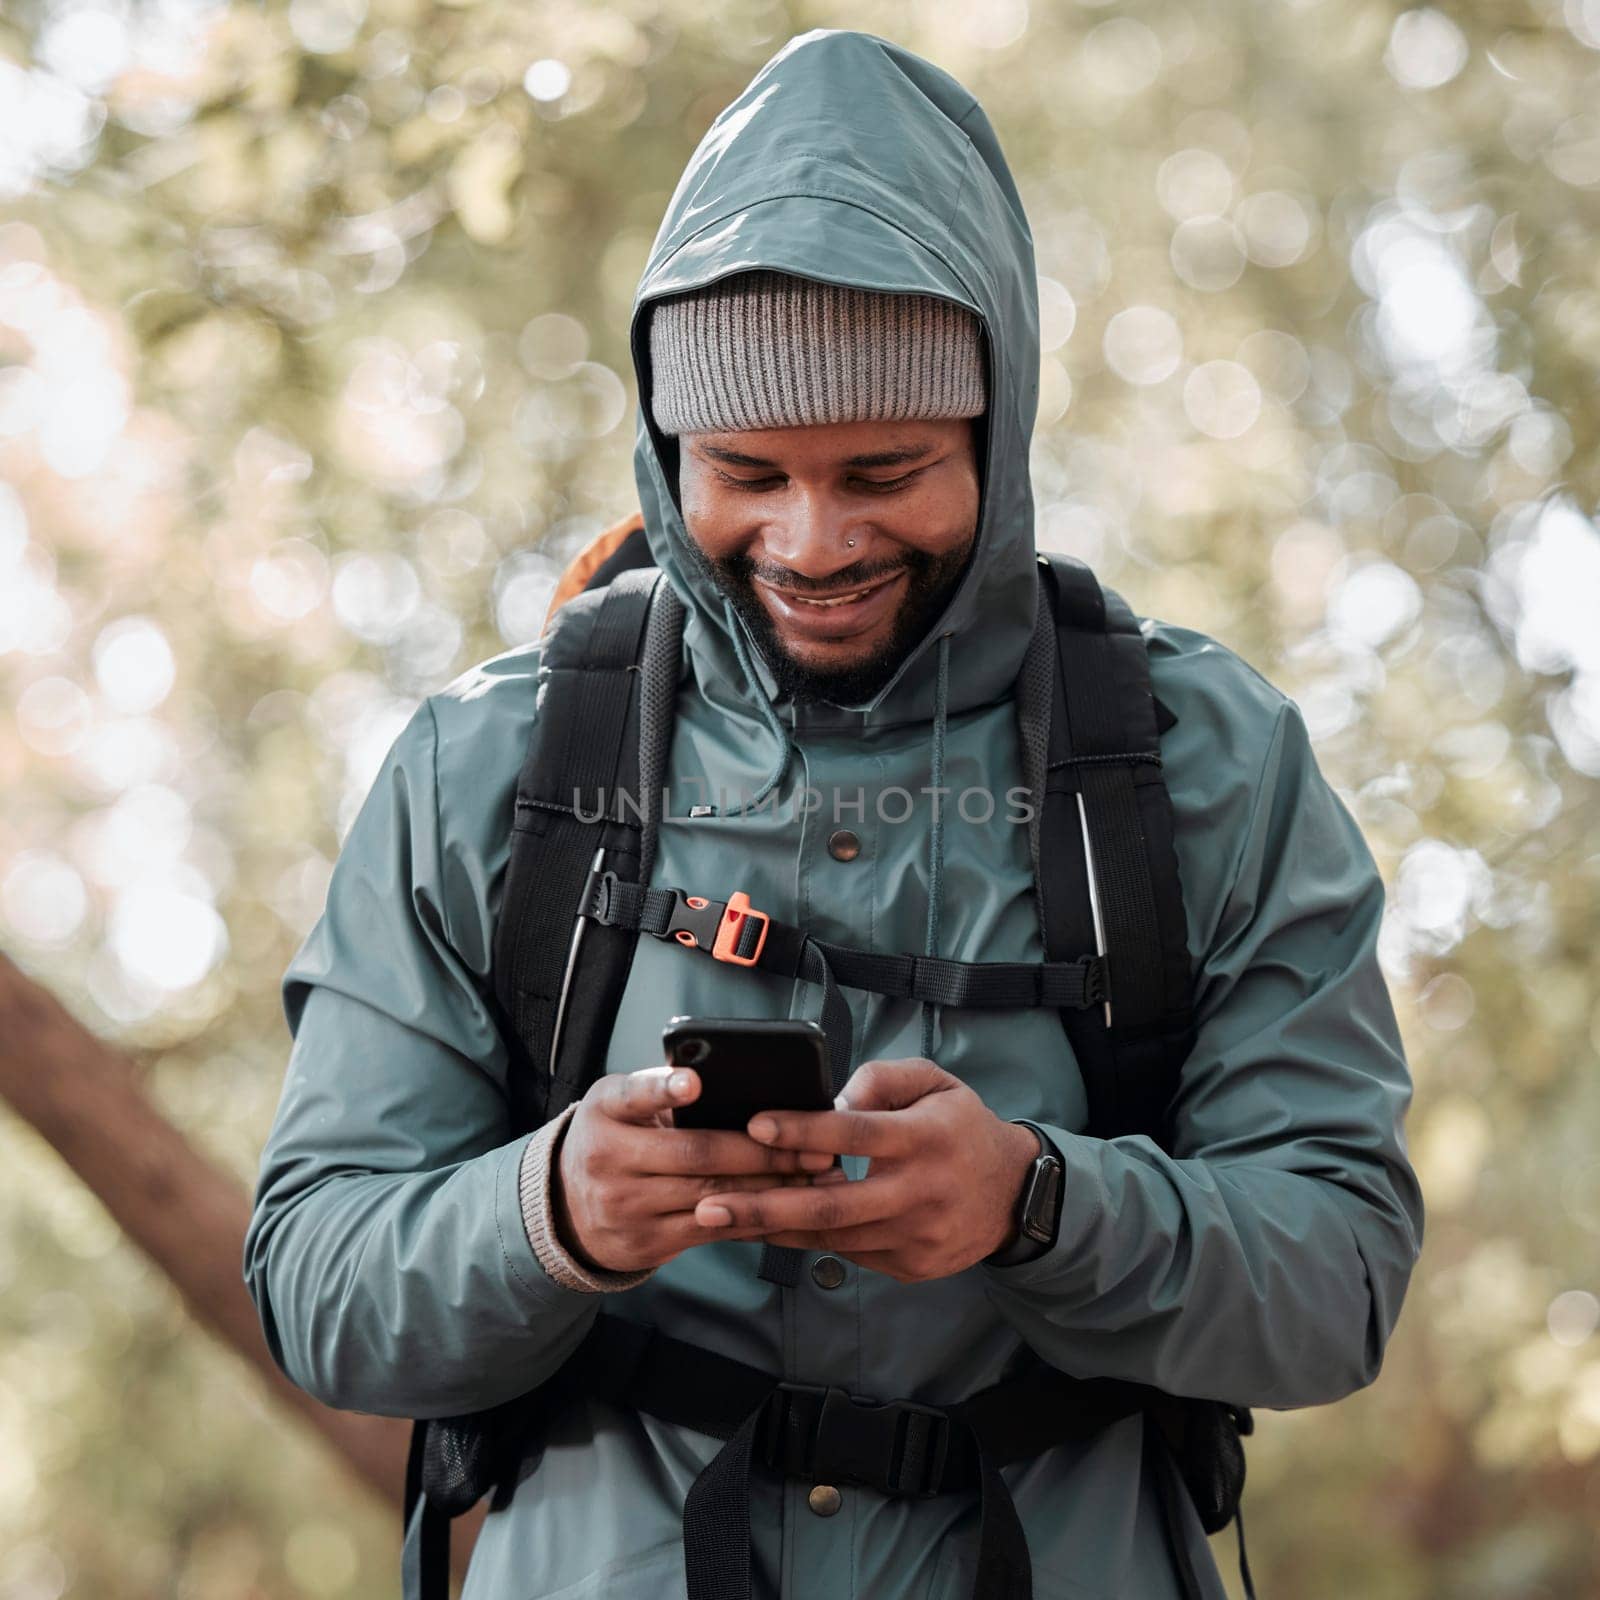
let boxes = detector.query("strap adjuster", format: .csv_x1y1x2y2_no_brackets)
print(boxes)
712,890,769,966
584,868,618,921
1084,956,1109,1007
761,1382,952,1498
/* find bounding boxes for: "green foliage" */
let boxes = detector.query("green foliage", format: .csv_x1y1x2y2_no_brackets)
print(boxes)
2,0,1599,1593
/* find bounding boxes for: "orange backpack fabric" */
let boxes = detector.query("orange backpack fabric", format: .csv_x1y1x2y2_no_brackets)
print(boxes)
541,512,646,636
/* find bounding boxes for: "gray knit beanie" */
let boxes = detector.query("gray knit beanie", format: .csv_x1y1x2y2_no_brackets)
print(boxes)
648,269,986,435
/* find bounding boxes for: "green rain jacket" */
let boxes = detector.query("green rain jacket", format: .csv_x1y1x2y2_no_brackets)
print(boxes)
244,29,1425,1600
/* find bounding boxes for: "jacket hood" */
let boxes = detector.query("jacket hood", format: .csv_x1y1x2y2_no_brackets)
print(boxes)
627,28,1040,730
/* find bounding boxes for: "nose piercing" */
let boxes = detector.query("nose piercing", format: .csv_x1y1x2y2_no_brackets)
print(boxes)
846,538,856,548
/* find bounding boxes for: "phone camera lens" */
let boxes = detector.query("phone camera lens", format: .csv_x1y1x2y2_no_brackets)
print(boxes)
676,1037,710,1065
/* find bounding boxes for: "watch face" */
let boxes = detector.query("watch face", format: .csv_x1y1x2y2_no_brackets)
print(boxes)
1021,1157,1063,1245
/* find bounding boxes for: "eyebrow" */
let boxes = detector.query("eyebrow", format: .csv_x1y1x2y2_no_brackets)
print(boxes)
695,441,938,470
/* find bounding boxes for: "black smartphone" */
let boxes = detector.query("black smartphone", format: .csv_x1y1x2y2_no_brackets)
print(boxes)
663,1017,833,1132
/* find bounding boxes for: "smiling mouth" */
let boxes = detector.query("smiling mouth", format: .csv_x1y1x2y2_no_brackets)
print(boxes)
760,572,900,608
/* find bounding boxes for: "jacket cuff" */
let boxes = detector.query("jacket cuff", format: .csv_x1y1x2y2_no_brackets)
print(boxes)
517,1103,656,1294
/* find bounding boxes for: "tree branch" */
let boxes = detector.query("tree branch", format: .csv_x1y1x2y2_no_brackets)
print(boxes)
0,949,484,1582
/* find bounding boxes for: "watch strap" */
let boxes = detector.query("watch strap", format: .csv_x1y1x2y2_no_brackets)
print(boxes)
985,1120,1064,1268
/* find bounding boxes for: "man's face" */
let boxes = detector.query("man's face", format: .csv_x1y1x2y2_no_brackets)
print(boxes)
677,417,981,706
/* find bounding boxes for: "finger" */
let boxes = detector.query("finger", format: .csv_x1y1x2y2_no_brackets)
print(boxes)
835,1056,953,1113
695,1175,903,1234
658,1210,776,1258
754,1221,905,1252
643,1171,819,1212
627,1125,836,1177
624,1168,831,1219
744,1106,909,1159
594,1065,699,1126
650,1205,812,1261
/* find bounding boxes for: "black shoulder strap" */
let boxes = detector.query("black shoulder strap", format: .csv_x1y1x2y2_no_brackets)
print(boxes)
1033,556,1252,1588
491,563,678,1136
1037,554,1197,1149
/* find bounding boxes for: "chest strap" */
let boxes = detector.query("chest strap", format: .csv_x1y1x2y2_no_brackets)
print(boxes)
585,872,1110,1012
583,867,1112,1291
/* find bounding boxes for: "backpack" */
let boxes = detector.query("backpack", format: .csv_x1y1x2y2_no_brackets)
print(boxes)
399,517,1259,1600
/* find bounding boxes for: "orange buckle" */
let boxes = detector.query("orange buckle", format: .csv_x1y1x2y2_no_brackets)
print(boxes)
712,891,769,967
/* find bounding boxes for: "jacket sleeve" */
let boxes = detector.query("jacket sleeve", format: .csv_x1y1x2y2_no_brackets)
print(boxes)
981,696,1425,1411
241,689,602,1419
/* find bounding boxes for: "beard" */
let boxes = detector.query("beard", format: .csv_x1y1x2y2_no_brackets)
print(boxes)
685,532,977,707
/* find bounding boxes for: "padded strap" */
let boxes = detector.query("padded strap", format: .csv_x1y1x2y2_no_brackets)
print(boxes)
1037,555,1196,1145
492,568,660,1131
1042,556,1174,1030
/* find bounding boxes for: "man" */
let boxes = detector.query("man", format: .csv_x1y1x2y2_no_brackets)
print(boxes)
243,28,1424,1600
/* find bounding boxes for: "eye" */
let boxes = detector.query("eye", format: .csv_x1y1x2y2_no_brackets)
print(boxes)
712,469,786,492
852,472,918,495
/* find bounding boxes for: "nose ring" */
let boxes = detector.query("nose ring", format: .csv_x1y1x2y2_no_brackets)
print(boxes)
846,538,856,548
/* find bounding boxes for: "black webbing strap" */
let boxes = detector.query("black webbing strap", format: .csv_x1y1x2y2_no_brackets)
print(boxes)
401,1311,1257,1600
581,846,1107,1300
1147,1412,1207,1600
556,1314,1186,1600
401,1415,449,1598
586,876,1109,1013
584,867,1103,1222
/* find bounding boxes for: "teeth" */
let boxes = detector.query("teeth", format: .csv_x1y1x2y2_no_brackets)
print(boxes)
794,583,880,607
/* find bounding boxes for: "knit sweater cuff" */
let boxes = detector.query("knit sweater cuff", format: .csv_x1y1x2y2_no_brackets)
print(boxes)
517,1103,656,1294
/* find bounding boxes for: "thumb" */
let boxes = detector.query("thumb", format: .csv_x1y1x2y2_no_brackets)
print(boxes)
836,1057,953,1113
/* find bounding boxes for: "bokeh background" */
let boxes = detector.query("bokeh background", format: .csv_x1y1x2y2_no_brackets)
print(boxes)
3,0,1599,1595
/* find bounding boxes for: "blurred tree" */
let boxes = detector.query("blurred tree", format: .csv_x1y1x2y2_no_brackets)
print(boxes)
0,950,487,1581
2,0,1599,1596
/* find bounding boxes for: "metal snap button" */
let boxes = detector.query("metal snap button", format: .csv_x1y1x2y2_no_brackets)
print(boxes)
808,1484,842,1517
827,829,861,862
810,1254,847,1290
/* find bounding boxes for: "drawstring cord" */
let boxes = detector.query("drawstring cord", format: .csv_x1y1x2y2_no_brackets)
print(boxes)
709,600,953,1068
712,592,841,1291
920,632,952,1059
704,596,795,817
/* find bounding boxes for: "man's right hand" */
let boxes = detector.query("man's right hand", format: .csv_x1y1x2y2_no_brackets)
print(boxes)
553,1065,840,1274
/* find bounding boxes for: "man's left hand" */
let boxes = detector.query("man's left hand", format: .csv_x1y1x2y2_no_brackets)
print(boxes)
692,1058,1043,1283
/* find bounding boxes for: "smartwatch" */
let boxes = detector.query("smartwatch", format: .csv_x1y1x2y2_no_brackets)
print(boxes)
985,1120,1064,1268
